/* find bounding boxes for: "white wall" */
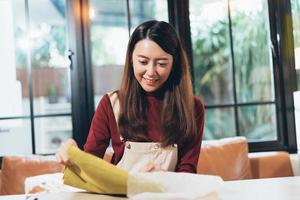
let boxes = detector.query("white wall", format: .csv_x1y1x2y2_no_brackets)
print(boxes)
291,91,300,175
0,0,31,155
0,0,22,121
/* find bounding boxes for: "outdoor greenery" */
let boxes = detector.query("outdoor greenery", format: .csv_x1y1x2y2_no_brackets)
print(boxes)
15,28,26,68
232,8,276,141
15,25,66,68
232,11,273,103
91,27,116,66
193,19,232,105
292,0,300,47
192,4,276,141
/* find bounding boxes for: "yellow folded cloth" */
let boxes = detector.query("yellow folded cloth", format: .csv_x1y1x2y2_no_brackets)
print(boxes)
63,146,128,195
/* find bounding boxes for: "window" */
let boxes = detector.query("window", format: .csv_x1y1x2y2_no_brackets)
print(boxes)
1,0,297,155
0,0,72,155
190,0,277,141
187,0,297,151
68,0,298,152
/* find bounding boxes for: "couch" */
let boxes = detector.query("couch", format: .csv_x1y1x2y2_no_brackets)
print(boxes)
0,136,294,195
197,137,294,180
0,155,63,195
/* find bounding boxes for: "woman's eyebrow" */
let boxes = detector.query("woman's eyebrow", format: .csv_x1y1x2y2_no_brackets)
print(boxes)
137,55,149,59
137,55,169,61
156,58,169,61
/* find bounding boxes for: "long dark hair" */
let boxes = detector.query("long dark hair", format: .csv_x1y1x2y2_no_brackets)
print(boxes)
118,20,197,146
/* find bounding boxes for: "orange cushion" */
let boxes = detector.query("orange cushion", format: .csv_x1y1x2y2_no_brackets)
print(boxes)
0,170,2,191
249,151,294,179
197,137,252,181
0,155,63,195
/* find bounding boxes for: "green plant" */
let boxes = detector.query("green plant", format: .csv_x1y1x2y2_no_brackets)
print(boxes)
47,84,58,104
47,85,57,97
192,5,275,140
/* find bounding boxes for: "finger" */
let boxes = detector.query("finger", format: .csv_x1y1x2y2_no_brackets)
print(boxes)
142,162,155,172
66,139,78,148
61,153,69,164
56,142,69,164
55,153,62,163
56,139,78,165
61,145,70,164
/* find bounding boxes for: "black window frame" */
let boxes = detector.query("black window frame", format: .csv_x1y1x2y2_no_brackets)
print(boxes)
168,0,297,153
73,0,297,153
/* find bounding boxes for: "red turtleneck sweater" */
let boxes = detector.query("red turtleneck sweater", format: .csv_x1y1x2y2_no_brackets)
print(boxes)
84,93,205,173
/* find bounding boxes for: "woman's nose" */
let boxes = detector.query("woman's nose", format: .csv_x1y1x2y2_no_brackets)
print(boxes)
146,64,156,76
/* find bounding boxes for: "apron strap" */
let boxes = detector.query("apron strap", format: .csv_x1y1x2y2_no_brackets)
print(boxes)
108,91,120,126
108,92,124,142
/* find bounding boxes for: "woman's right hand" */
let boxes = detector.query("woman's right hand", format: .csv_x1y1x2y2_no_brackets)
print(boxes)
142,161,166,172
55,138,78,165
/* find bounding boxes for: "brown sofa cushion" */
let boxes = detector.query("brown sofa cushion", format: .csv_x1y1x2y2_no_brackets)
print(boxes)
197,136,252,181
249,151,294,179
0,155,63,195
0,170,2,191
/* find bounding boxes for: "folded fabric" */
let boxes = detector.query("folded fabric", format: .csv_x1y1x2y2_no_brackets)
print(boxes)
63,146,128,195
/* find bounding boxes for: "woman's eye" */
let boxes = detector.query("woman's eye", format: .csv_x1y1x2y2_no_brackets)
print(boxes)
158,63,167,67
139,60,147,65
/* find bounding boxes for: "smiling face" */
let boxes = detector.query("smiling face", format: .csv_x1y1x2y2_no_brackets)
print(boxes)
132,39,174,93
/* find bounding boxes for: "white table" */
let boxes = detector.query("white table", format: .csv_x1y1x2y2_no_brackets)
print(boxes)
1,176,300,200
0,192,125,200
210,176,300,200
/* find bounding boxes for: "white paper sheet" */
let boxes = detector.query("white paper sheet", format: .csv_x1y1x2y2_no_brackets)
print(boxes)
127,172,224,200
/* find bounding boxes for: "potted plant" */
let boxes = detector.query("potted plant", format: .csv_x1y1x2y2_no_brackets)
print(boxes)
47,84,58,104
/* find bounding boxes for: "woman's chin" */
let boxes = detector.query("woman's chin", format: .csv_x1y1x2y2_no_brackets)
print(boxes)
141,85,159,93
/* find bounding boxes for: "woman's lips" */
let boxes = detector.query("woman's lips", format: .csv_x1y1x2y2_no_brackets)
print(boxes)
143,77,159,85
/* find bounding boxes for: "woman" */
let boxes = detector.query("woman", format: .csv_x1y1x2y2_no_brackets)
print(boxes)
56,20,205,173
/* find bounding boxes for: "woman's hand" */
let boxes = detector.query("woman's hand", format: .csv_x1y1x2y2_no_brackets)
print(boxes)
55,138,78,165
142,162,166,172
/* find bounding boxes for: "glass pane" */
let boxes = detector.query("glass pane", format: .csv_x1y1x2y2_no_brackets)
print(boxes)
204,107,236,140
129,0,168,30
238,104,277,141
291,0,300,90
89,0,129,108
28,0,71,115
0,0,30,117
190,0,234,105
231,0,275,103
35,116,72,154
0,119,32,155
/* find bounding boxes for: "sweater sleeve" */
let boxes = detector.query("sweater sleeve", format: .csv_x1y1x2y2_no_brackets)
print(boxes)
84,95,111,158
176,96,205,173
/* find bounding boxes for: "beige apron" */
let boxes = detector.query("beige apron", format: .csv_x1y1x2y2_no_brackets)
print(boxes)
108,92,178,172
